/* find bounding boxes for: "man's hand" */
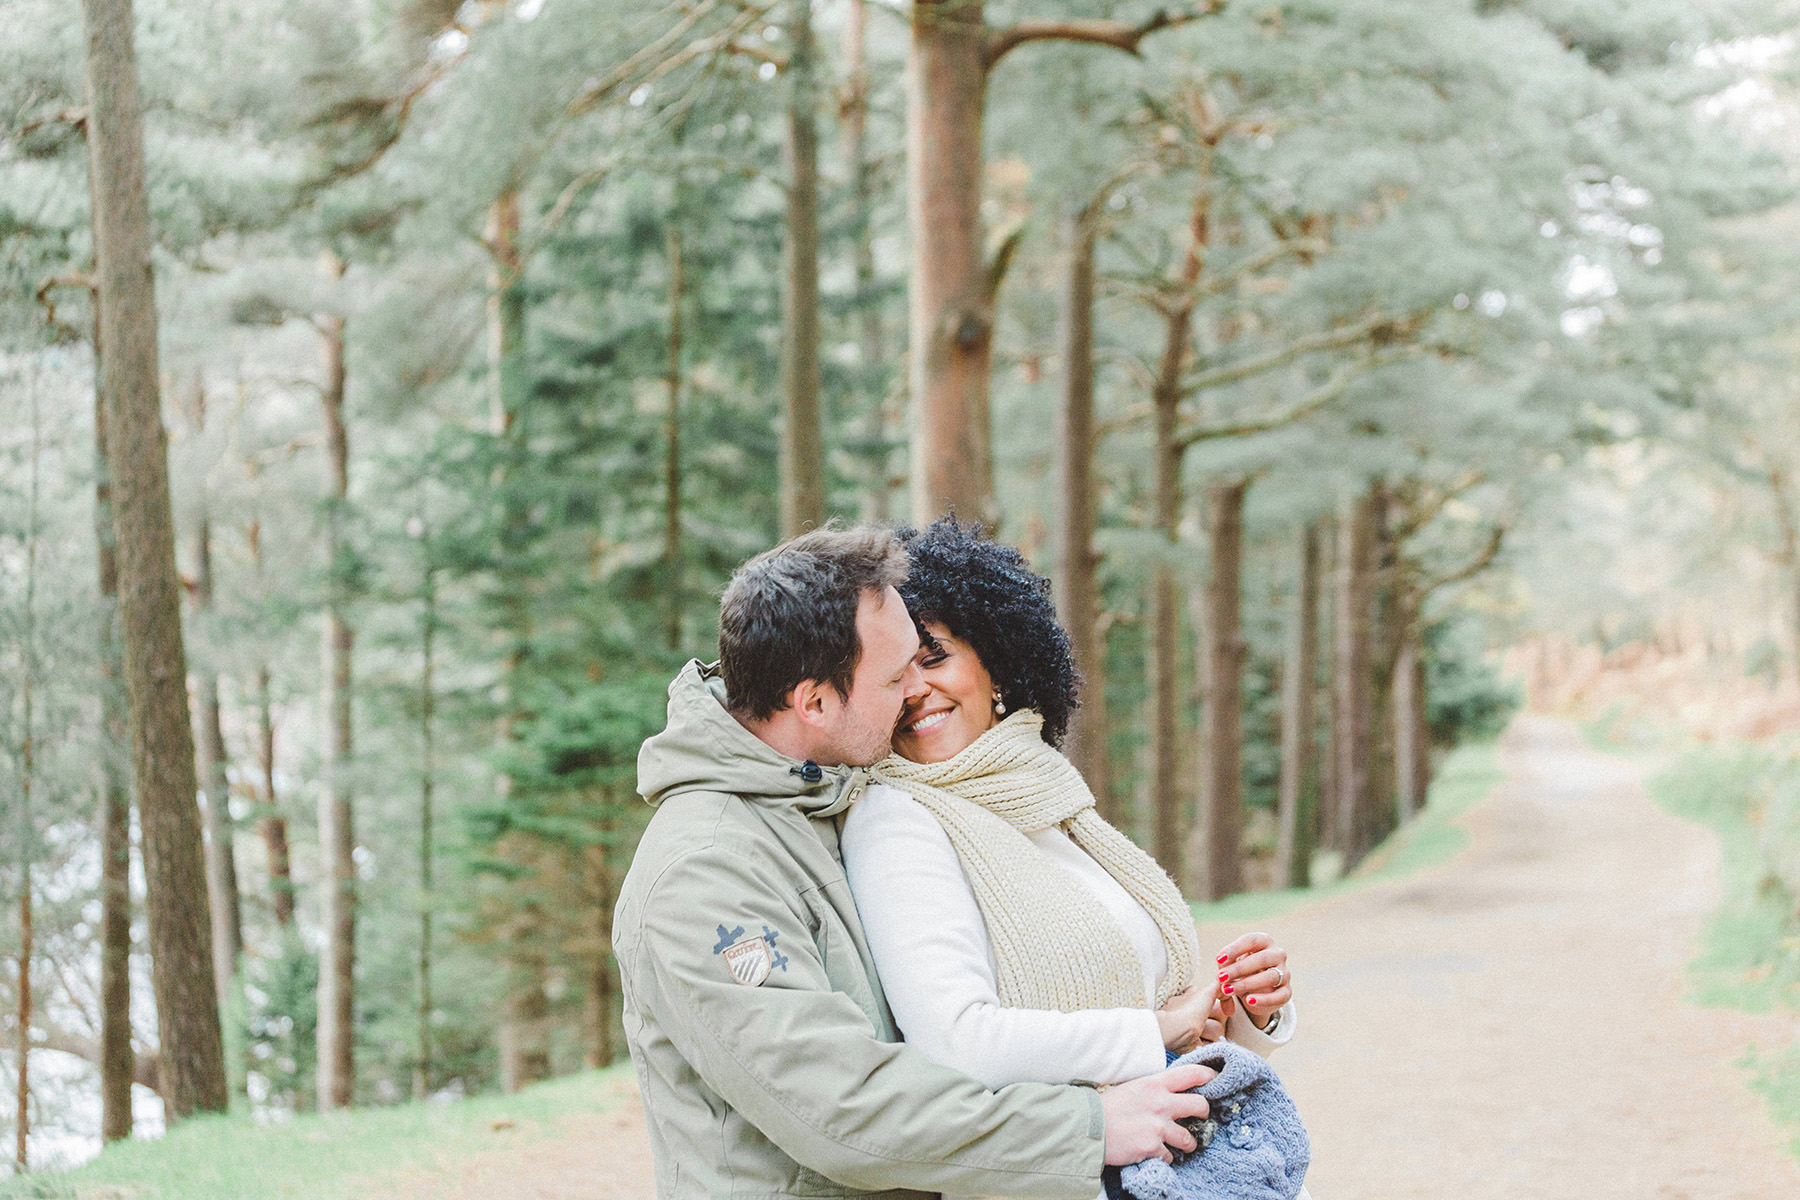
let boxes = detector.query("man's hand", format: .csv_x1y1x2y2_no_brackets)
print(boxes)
1100,1064,1215,1166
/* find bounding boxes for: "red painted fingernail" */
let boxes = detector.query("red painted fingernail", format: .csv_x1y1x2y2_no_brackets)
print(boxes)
1246,997,1257,1005
1222,984,1234,994
1218,971,1229,982
1217,954,1228,964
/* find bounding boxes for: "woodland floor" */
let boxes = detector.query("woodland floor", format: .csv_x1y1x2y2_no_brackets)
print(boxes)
360,716,1800,1199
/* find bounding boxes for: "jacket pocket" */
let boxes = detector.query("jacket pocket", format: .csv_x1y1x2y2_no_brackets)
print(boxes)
790,1163,857,1197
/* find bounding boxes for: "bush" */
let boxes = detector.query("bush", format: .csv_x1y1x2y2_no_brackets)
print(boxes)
1425,615,1520,748
1646,746,1800,1013
1759,764,1800,921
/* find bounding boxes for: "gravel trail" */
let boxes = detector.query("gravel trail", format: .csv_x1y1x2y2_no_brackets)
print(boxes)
1207,716,1800,1199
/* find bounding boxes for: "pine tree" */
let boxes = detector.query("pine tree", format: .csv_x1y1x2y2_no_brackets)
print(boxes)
80,0,227,1119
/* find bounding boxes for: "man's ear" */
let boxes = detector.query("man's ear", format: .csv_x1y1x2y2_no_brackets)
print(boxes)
789,678,833,729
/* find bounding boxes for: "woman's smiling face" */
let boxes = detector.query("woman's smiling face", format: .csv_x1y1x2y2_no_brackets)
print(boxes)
890,622,999,764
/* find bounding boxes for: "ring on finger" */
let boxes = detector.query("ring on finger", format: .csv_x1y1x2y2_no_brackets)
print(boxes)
1273,966,1286,987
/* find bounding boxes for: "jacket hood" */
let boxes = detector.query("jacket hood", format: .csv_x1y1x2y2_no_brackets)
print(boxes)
637,659,869,818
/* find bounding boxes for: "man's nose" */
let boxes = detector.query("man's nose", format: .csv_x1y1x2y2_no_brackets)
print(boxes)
902,663,929,701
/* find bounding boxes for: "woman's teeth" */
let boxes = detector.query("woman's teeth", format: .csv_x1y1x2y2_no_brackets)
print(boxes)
907,709,952,734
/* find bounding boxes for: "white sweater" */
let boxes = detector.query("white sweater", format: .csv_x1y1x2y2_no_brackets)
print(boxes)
842,782,1293,1091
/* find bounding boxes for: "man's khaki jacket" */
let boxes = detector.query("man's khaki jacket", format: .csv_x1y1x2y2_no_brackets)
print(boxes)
615,661,1105,1199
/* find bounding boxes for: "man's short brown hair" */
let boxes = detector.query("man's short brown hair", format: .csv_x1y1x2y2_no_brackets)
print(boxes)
718,525,909,720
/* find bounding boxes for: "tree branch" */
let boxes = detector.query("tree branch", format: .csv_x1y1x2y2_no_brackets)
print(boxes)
1094,348,1160,401
542,166,612,235
1195,238,1329,298
1175,350,1407,448
34,273,95,341
1180,311,1426,397
567,0,732,117
1107,230,1321,315
301,51,468,192
14,106,88,143
0,1015,160,1095
725,39,787,69
984,4,1225,71
1390,470,1486,544
1420,523,1507,598
985,223,1028,303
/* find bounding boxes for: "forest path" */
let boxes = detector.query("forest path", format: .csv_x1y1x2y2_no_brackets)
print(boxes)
368,716,1800,1198
1206,715,1800,1199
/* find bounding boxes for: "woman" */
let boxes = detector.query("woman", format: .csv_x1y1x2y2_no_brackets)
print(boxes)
841,518,1305,1195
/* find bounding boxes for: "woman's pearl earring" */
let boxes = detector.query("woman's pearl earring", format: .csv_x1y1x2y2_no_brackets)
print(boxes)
993,690,1006,716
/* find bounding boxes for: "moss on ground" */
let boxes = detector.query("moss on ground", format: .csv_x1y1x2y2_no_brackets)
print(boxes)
1189,741,1505,927
0,1064,635,1200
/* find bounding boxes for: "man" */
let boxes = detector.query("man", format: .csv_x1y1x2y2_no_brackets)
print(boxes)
615,526,1211,1199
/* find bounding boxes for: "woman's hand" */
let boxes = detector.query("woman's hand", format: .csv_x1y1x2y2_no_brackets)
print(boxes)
1155,977,1224,1053
1215,931,1292,1030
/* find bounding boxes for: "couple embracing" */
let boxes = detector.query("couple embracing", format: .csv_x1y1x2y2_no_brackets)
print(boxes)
614,519,1312,1200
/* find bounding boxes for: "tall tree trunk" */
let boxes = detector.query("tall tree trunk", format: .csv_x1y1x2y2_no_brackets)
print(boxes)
1366,482,1398,846
81,0,227,1119
414,534,436,1101
191,512,243,1000
251,659,291,926
1769,468,1800,686
908,0,995,525
779,0,825,537
1145,505,1182,876
1334,487,1378,872
486,189,531,726
1410,632,1432,808
315,252,356,1112
842,0,891,520
14,736,30,1171
487,191,525,439
245,511,293,928
93,299,136,1142
1393,619,1430,819
905,5,1199,524
584,813,615,1070
1054,210,1113,816
1315,516,1340,854
484,192,550,1097
665,224,684,648
14,385,40,1173
1145,180,1210,878
1191,480,1246,900
1276,522,1321,889
499,899,551,1093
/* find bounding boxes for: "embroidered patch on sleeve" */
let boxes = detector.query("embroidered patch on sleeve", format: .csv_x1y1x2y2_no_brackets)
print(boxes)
712,923,789,986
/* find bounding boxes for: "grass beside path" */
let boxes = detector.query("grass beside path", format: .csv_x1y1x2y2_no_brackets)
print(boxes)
1638,744,1800,1159
0,1063,636,1200
1190,741,1504,927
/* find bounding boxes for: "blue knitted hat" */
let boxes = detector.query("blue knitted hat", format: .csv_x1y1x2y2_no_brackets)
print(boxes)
1117,1041,1311,1200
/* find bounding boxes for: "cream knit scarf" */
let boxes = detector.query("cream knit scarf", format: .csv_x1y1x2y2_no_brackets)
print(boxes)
872,711,1197,1012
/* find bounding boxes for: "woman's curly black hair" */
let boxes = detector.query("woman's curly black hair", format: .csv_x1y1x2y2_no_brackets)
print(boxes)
896,516,1081,747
